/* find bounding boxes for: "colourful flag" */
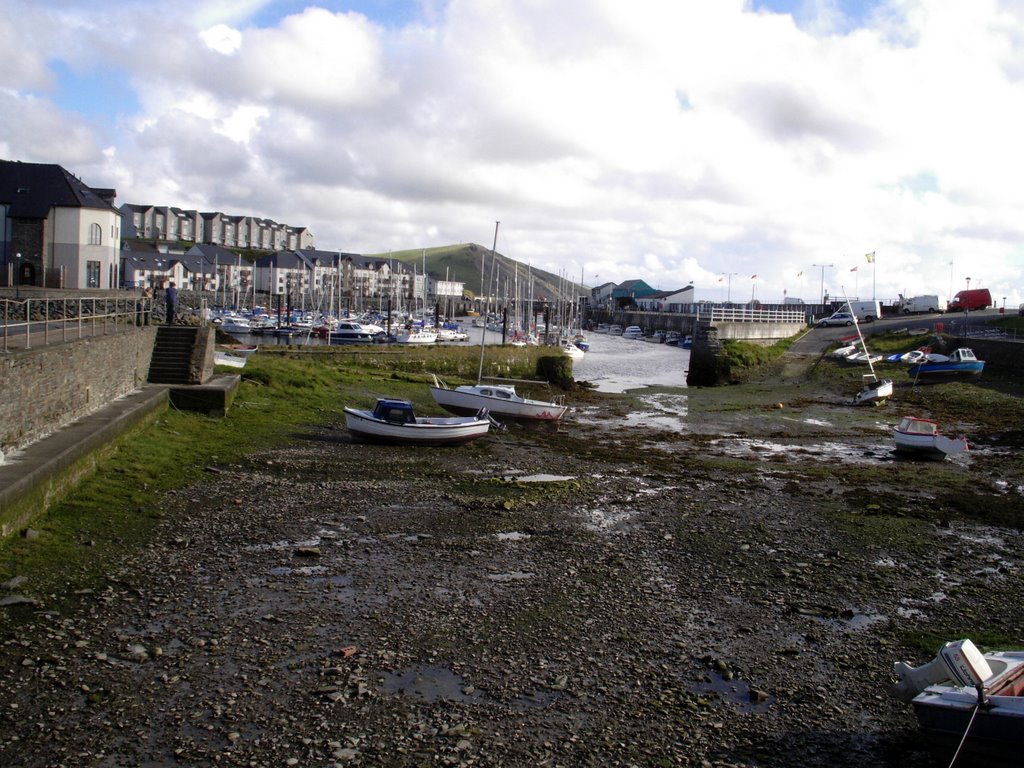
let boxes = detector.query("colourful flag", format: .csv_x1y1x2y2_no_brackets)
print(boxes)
865,251,875,263
850,266,858,272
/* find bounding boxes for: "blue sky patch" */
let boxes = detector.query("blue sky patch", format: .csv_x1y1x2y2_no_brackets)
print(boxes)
50,59,140,124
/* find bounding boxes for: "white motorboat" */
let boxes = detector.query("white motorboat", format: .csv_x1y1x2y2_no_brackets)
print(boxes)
429,377,567,421
594,323,610,334
343,398,492,446
622,325,644,339
608,324,624,336
395,329,438,344
328,321,377,344
892,639,1024,767
219,315,252,335
561,342,584,360
893,416,968,457
436,327,469,342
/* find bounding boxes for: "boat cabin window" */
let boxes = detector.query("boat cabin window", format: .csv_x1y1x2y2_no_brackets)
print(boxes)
374,403,415,424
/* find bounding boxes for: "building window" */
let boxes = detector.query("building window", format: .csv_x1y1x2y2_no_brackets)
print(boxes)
89,223,102,245
86,260,101,288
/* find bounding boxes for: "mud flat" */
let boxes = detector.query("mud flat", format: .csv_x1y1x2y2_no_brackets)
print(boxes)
1,363,1022,767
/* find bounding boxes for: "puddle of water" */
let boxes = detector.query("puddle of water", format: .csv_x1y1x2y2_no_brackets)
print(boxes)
689,670,773,712
501,474,576,483
383,665,561,709
618,412,686,430
496,532,531,541
382,665,482,704
710,438,891,465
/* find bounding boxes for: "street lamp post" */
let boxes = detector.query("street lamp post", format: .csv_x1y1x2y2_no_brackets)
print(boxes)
718,272,738,303
812,263,833,306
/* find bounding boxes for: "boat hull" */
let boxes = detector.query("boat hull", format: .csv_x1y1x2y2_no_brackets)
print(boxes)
328,332,375,344
395,331,438,344
893,416,968,457
854,379,893,405
912,686,1024,767
908,362,984,377
429,385,567,421
894,432,968,458
343,408,489,446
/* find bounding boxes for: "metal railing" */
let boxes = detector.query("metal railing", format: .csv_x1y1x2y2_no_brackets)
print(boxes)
1,295,155,352
702,306,807,324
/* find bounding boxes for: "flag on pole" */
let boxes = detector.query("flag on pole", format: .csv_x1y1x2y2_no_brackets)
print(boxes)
850,266,858,272
751,274,757,279
865,252,875,263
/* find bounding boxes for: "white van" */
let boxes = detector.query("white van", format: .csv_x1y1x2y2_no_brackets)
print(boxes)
897,295,942,314
840,300,882,323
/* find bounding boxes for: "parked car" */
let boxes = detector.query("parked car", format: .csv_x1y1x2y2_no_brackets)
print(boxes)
818,312,855,327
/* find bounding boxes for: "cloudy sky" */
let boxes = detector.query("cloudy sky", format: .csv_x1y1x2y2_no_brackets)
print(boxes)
2,0,1022,305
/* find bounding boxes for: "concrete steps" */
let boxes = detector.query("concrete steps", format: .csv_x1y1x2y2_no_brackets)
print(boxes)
148,326,200,384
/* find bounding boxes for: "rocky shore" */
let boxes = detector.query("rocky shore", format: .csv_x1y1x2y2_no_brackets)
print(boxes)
1,360,1022,767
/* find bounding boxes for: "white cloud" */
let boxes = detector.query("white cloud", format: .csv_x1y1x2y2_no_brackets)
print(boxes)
0,0,1022,303
199,24,243,55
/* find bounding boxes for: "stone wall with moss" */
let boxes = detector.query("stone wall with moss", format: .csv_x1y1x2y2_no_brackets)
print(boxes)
0,329,156,455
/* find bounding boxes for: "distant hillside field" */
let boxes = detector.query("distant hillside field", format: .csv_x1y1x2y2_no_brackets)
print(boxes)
371,244,583,302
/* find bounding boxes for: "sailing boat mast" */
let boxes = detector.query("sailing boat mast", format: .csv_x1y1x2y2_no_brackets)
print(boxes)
842,287,879,380
476,221,500,385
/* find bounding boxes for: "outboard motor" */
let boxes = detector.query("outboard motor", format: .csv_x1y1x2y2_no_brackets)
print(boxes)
892,639,993,703
476,407,505,431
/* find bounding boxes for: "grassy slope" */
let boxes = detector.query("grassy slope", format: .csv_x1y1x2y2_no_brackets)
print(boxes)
0,345,566,616
372,243,585,301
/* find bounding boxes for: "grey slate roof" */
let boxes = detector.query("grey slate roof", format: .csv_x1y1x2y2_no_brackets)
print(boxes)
0,160,118,218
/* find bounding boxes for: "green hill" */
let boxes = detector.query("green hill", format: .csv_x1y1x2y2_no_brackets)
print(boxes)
370,244,583,302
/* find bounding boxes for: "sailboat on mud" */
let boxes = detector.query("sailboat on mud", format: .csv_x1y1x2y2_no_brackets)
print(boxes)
428,222,568,422
842,288,893,406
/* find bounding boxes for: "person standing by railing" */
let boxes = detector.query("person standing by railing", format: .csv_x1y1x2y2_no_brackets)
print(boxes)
165,282,177,325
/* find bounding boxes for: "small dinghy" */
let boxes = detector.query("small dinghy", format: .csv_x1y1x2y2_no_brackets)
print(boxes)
343,398,494,446
893,416,968,458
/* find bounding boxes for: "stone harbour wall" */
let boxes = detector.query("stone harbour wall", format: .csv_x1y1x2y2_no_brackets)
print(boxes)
0,328,157,456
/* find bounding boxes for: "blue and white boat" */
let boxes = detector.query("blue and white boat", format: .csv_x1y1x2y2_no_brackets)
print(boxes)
344,398,492,446
908,348,984,378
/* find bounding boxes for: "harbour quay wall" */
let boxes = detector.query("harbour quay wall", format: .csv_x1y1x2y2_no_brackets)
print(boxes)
951,336,1024,374
707,320,806,344
590,310,805,344
0,329,157,456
